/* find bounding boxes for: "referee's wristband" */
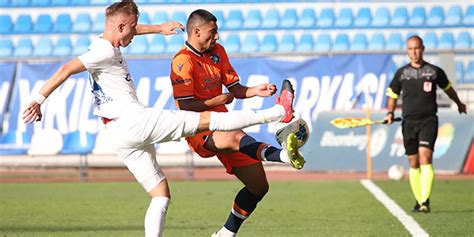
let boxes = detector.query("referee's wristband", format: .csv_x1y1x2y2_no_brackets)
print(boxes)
386,111,394,116
33,93,46,105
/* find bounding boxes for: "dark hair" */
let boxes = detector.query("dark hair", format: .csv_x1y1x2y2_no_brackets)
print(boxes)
105,1,139,18
407,35,424,46
186,9,217,33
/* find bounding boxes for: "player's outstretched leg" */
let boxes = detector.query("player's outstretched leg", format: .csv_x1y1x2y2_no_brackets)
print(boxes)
285,133,306,169
276,79,295,123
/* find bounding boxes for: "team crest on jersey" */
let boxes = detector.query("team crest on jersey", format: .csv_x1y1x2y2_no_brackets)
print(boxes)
210,53,220,64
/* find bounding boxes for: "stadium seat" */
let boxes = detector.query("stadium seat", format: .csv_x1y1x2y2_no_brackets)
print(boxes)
335,8,353,28
71,0,88,6
240,34,259,53
332,34,349,51
90,0,109,5
297,8,316,29
408,7,425,27
61,131,96,155
259,34,277,52
0,15,13,34
423,32,437,49
261,9,279,29
0,38,13,57
72,36,90,55
243,9,261,29
11,0,30,7
72,13,91,33
455,32,471,49
52,37,72,57
0,130,31,155
390,7,408,27
368,33,385,51
444,5,462,26
28,129,63,156
51,0,70,6
152,11,168,24
138,12,150,25
33,37,53,57
171,11,187,24
465,61,474,82
14,38,33,57
53,14,72,33
426,6,444,27
455,61,464,83
0,0,8,7
213,10,225,27
386,33,403,51
225,10,243,30
464,5,474,26
296,33,313,52
32,0,50,7
314,33,331,52
148,34,166,54
317,8,334,28
372,7,390,28
34,14,53,34
438,32,454,50
353,7,371,28
91,13,105,33
165,34,184,54
277,33,296,52
280,8,297,29
14,15,33,34
127,36,148,55
223,34,240,53
350,33,367,51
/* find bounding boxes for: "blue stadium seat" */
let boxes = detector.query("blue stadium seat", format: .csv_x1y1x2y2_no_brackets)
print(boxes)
223,34,240,53
0,0,8,7
296,33,313,52
51,0,70,6
261,9,279,29
148,34,166,54
14,15,33,34
423,32,437,49
297,8,316,29
368,33,385,51
259,34,277,52
277,33,296,52
314,33,331,52
0,131,31,155
335,8,353,28
53,37,72,57
0,15,13,34
71,0,88,6
171,11,187,25
240,34,259,53
34,14,53,34
152,11,168,24
165,34,184,54
127,36,148,55
53,14,72,33
332,34,349,51
455,61,464,83
90,0,109,5
61,131,96,155
438,32,454,49
225,10,243,30
14,38,33,57
350,33,367,51
134,0,148,3
408,7,425,27
138,12,150,25
280,8,297,29
0,38,13,57
32,0,50,6
11,0,30,7
444,5,462,26
464,6,474,26
317,8,334,28
72,13,91,33
91,13,105,33
213,10,225,28
243,9,261,29
426,6,444,27
33,37,53,57
72,36,90,55
465,61,474,82
148,0,165,2
390,7,408,27
353,8,371,28
455,32,471,49
372,7,390,28
386,33,403,51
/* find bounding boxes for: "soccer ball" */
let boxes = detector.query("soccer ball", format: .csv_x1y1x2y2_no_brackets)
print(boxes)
275,118,310,147
387,164,405,181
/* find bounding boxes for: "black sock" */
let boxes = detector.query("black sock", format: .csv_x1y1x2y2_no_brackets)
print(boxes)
224,187,264,233
239,135,282,162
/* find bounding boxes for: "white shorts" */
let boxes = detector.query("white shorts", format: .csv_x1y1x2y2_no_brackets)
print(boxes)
105,108,200,192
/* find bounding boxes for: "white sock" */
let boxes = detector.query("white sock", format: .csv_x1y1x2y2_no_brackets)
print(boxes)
209,105,285,131
217,226,236,237
279,149,290,163
144,196,170,237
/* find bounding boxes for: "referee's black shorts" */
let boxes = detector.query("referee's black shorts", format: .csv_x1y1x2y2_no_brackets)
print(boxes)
402,115,438,155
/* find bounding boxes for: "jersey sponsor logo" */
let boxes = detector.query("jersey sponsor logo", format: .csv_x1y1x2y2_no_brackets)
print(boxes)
203,74,221,90
423,81,432,92
210,53,220,64
172,77,192,85
419,140,430,146
124,73,131,82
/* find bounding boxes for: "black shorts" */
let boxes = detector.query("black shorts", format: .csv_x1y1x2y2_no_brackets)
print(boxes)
402,115,438,155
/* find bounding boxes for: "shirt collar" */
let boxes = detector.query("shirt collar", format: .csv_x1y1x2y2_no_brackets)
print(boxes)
185,41,202,57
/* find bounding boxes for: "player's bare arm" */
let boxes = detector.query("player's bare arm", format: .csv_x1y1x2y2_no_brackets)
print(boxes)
22,58,86,124
444,87,467,114
136,21,184,35
177,93,234,112
228,83,277,99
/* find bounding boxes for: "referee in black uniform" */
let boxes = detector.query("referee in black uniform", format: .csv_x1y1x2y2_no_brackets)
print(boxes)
384,35,467,213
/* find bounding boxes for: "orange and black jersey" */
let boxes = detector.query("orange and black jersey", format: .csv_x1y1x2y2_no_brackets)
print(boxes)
170,42,239,112
386,62,451,119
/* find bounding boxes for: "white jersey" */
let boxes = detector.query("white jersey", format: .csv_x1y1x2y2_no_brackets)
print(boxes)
78,37,145,119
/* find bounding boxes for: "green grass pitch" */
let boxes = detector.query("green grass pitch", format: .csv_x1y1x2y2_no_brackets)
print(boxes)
0,180,473,236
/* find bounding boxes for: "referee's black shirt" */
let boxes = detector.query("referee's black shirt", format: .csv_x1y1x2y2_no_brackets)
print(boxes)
386,61,451,119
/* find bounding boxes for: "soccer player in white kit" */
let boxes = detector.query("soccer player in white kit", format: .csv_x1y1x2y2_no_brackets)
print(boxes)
22,2,295,237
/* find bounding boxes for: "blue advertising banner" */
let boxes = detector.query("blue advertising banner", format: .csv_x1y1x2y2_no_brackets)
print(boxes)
0,62,16,128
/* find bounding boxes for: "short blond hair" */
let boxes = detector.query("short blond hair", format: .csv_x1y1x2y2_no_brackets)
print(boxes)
105,1,139,18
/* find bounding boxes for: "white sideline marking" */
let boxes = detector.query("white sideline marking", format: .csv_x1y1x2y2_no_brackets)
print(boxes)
360,179,429,237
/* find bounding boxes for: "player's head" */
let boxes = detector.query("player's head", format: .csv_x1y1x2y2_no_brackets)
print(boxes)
186,9,219,52
406,35,424,65
104,1,139,47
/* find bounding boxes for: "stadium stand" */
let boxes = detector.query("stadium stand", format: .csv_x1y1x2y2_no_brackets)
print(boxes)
314,33,331,52
368,33,385,51
390,7,408,27
52,37,73,56
353,7,371,28
14,38,33,57
259,34,277,52
33,37,53,57
408,6,426,28
53,13,72,33
335,8,353,28
317,8,334,28
445,5,462,27
350,33,367,51
243,9,261,29
296,33,313,52
0,39,13,57
148,34,166,54
240,33,259,53
278,33,296,52
280,8,297,29
261,8,280,29
72,36,90,55
225,9,243,30
297,8,316,29
426,6,444,27
14,15,33,34
33,14,53,33
223,33,240,53
372,7,390,28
